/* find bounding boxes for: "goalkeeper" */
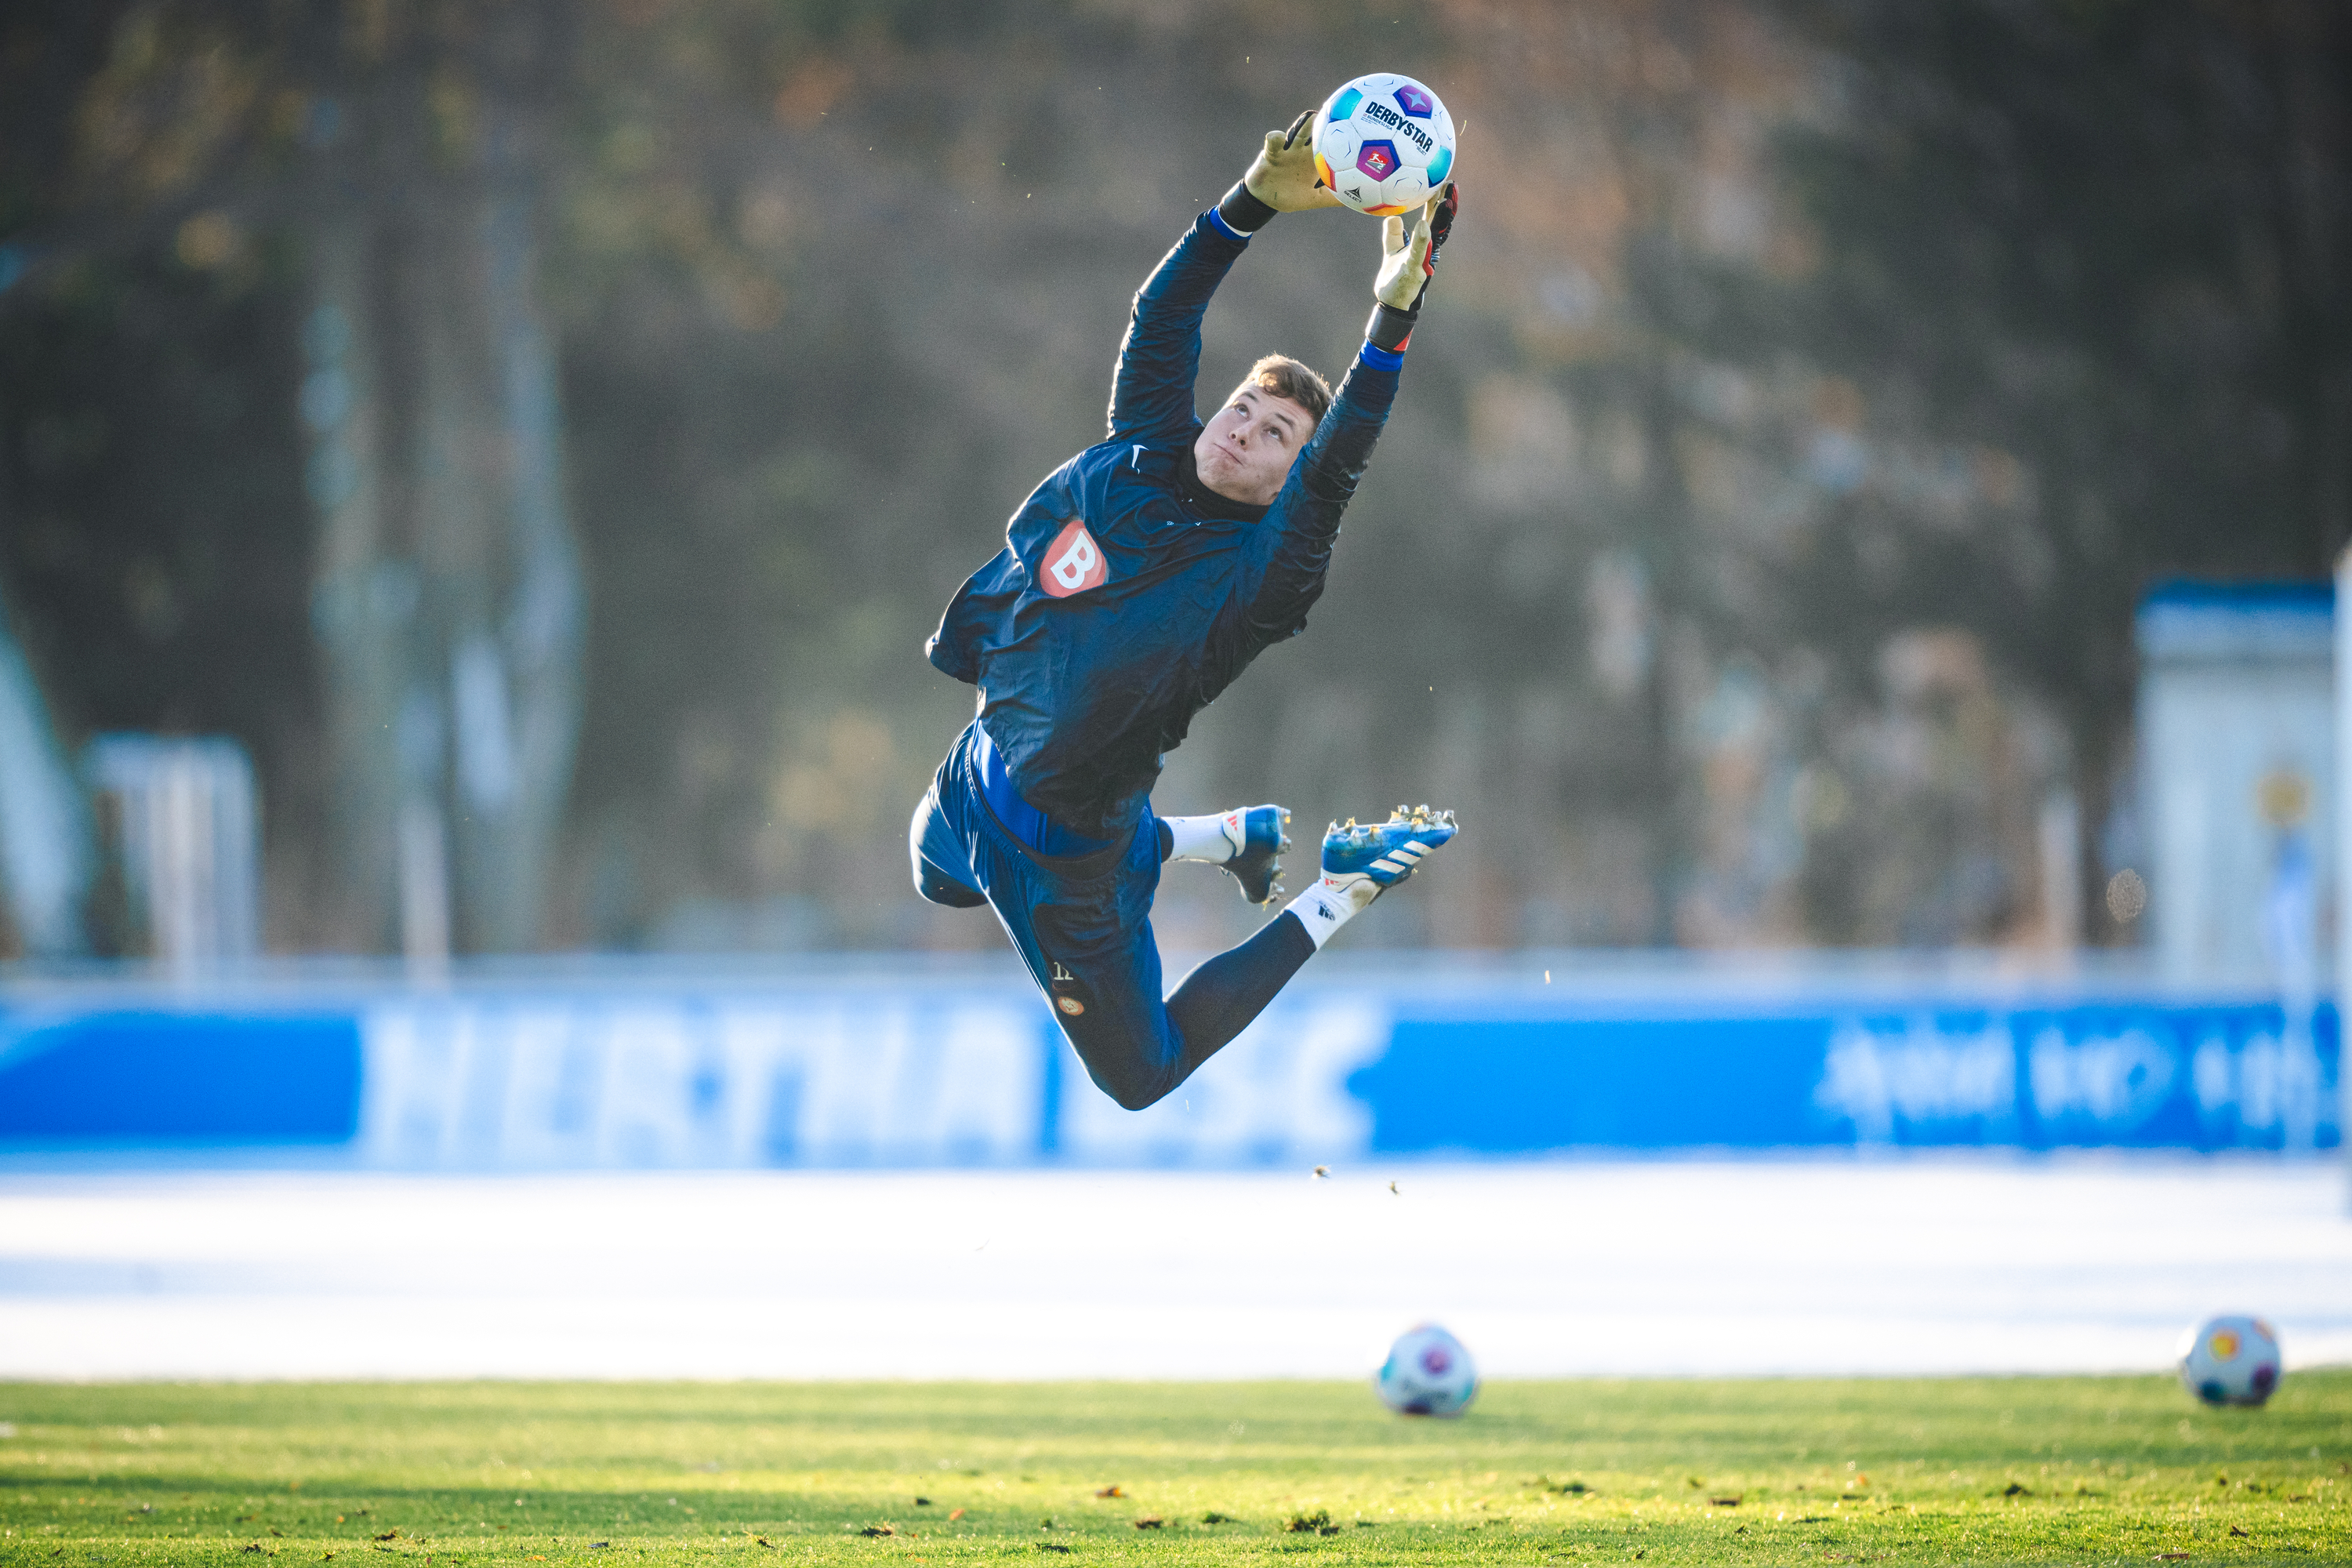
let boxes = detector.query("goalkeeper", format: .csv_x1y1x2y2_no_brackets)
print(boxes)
912,114,1460,1111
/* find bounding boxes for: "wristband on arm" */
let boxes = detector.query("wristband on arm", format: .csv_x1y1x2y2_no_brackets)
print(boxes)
1214,181,1279,238
1365,299,1419,354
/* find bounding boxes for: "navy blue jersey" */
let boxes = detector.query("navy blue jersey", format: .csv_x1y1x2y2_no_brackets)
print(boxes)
925,207,1402,843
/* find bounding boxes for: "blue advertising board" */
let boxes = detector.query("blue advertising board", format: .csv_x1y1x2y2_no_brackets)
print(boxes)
1359,1000,2338,1154
0,968,2337,1165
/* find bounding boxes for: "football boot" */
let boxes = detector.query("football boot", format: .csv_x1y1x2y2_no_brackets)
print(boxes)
1317,804,1459,913
1221,804,1292,906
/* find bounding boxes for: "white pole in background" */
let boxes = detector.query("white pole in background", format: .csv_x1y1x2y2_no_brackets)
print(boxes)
399,798,451,989
2039,789,2082,960
0,605,92,956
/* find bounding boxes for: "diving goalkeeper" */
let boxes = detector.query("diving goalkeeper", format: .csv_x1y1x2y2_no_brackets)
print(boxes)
912,114,1460,1111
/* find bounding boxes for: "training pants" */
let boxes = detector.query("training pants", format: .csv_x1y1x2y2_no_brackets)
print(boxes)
908,722,1314,1110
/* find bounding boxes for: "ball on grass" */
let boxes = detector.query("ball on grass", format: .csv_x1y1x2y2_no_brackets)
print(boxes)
2177,1313,2281,1406
1375,1323,1478,1417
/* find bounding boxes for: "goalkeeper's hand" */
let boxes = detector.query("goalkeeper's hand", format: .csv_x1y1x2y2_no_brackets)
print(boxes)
1374,181,1459,310
1243,111,1343,212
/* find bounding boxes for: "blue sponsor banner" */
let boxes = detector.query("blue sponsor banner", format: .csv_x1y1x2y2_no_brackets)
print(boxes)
0,1009,361,1144
1353,1000,2340,1155
0,973,2337,1164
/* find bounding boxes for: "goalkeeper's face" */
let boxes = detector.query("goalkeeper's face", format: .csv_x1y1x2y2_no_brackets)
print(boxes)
1194,384,1312,509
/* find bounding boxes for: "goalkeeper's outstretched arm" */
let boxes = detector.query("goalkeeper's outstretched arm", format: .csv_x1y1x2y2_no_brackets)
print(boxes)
1105,113,1338,449
1242,181,1460,648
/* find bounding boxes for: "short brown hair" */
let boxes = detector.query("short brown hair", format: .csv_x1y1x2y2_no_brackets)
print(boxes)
1236,354,1331,427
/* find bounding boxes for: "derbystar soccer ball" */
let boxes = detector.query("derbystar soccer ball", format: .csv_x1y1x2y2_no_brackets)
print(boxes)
2177,1314,2282,1407
1312,73,1457,217
1375,1323,1478,1417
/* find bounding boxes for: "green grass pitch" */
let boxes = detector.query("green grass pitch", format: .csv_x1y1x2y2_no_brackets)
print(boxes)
1,1375,2346,1564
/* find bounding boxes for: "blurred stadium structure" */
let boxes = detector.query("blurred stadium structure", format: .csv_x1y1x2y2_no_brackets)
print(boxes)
2138,585,2333,987
86,733,260,968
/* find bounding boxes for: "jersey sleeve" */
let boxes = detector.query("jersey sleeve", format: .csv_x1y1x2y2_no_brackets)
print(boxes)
1235,347,1403,647
1105,209,1255,448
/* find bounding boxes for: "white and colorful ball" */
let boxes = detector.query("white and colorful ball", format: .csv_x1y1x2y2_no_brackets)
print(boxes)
1312,73,1457,217
1375,1323,1478,1417
2177,1314,2281,1407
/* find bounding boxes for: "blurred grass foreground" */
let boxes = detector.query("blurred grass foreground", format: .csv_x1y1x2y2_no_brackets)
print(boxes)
2,1374,2348,1563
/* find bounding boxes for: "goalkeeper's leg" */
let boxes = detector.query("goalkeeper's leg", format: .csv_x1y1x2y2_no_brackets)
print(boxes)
1156,804,1292,905
1155,806,1464,1073
917,730,1454,1110
1000,805,1312,1112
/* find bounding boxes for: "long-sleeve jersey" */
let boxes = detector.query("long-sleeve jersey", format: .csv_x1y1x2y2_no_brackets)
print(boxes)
924,205,1403,844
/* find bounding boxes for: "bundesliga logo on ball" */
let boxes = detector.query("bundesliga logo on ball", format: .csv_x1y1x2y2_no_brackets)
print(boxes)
1312,73,1459,216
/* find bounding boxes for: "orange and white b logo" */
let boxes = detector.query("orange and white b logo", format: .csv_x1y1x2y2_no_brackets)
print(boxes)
1040,519,1107,598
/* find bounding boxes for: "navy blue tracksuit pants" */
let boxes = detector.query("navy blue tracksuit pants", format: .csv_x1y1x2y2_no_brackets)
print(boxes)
909,721,1311,1110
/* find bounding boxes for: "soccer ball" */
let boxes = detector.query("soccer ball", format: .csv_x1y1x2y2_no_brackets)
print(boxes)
1312,74,1458,217
1375,1323,1478,1417
2177,1314,2281,1406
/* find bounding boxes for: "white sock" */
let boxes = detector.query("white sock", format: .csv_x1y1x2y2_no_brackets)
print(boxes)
1161,809,1244,863
1284,874,1381,949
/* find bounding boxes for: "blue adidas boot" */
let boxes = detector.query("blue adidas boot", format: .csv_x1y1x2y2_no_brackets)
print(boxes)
1221,804,1292,906
1316,804,1460,915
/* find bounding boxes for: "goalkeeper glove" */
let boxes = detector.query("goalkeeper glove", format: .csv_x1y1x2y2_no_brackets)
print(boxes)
1218,110,1342,233
1367,181,1459,353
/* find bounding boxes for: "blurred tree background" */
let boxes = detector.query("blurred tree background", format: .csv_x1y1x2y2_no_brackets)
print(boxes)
0,0,2344,958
